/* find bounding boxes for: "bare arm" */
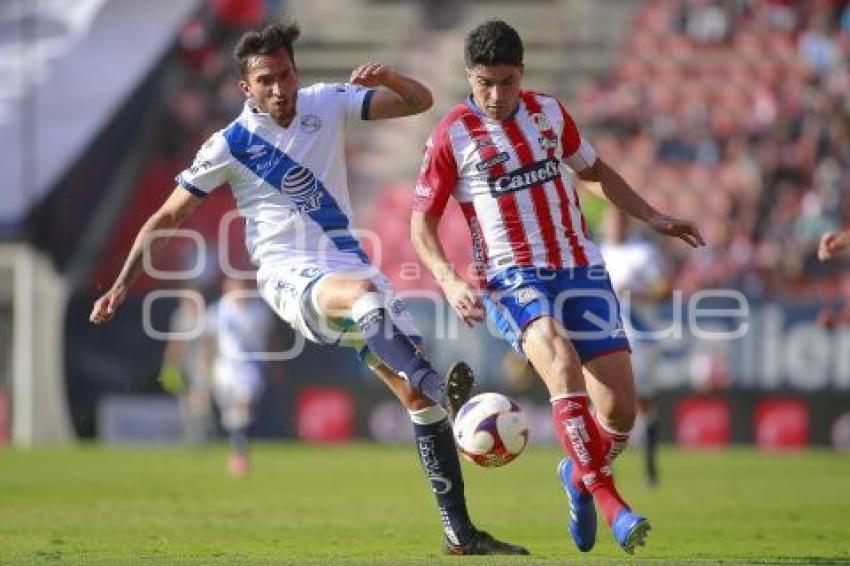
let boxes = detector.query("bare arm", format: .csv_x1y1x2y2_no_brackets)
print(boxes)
89,187,203,324
410,211,484,326
579,158,705,248
350,63,433,119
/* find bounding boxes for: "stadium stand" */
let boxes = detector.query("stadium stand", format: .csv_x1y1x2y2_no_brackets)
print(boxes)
573,0,850,299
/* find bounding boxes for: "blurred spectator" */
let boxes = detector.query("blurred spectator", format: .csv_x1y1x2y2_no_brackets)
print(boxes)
160,291,214,445
571,0,850,299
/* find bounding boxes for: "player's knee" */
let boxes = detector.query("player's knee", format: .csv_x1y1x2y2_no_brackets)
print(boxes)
350,279,379,299
319,279,382,316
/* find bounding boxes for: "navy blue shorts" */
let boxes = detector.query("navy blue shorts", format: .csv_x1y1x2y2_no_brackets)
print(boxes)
484,265,631,363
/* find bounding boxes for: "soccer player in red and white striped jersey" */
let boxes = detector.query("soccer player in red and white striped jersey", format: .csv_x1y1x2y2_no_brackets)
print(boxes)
411,20,705,555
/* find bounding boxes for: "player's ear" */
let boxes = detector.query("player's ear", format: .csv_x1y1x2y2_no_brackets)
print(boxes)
239,79,252,98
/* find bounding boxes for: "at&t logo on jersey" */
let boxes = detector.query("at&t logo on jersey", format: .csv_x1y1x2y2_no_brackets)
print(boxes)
282,165,322,213
488,157,560,196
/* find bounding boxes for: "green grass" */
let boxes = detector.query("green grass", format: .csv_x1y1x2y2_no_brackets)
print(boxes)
0,444,848,564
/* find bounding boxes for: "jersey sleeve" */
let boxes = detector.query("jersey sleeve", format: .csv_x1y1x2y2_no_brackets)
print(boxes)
175,131,232,197
557,102,598,173
322,82,375,123
413,126,458,217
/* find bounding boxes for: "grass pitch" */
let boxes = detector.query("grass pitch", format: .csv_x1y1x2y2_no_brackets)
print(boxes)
0,444,848,564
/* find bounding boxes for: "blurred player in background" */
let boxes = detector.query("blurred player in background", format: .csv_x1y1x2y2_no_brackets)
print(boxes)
412,20,703,555
817,229,850,328
599,209,669,487
90,19,525,556
160,290,214,446
208,275,273,477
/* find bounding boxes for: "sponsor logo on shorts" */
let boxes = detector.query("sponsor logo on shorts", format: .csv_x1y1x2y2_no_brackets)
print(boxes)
514,287,541,305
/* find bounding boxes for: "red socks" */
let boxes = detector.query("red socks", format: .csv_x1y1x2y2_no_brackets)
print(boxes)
597,418,631,463
552,394,629,526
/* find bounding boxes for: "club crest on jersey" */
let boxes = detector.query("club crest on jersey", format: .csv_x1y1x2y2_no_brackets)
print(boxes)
530,112,552,132
475,151,510,172
488,157,560,196
281,165,322,213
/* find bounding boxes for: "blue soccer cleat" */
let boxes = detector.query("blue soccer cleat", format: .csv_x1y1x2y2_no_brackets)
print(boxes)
612,508,651,554
557,457,597,552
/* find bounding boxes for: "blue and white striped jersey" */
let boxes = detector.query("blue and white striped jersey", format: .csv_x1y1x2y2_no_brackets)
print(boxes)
176,82,374,269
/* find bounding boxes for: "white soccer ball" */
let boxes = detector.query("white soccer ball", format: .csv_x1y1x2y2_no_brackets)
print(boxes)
452,392,529,468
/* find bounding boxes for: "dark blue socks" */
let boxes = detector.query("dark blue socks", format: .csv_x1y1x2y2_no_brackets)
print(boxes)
411,406,476,545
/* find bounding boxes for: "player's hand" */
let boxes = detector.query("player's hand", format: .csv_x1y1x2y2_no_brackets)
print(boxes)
818,231,850,261
647,213,705,248
89,285,127,324
443,278,485,327
349,62,395,88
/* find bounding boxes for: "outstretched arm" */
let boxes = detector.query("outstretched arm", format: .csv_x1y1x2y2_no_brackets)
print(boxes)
578,158,705,248
411,211,484,327
89,187,203,324
350,62,433,119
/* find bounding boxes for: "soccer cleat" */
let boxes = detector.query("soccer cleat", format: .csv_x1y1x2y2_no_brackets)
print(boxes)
228,452,250,478
611,508,651,554
443,529,530,556
444,361,475,420
557,457,597,552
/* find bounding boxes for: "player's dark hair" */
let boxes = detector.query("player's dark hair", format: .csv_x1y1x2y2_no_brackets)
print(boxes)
464,20,523,67
234,19,300,76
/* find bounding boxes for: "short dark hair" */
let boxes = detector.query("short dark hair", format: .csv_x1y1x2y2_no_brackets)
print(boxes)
234,19,301,76
464,20,523,67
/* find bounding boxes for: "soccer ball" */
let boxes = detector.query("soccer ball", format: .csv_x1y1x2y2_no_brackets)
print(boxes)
452,392,529,468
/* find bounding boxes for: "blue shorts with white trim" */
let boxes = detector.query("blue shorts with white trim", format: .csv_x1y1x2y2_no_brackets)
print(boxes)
484,265,631,363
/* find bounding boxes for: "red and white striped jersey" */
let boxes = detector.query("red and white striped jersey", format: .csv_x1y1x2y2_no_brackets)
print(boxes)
415,90,604,283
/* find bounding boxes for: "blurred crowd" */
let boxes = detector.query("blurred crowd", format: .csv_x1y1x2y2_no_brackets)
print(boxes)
575,0,850,299
134,0,850,301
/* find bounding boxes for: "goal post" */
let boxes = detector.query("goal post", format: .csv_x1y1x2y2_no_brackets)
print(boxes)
0,243,74,446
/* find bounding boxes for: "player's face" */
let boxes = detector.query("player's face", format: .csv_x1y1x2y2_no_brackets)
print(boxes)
466,64,523,121
240,49,298,127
